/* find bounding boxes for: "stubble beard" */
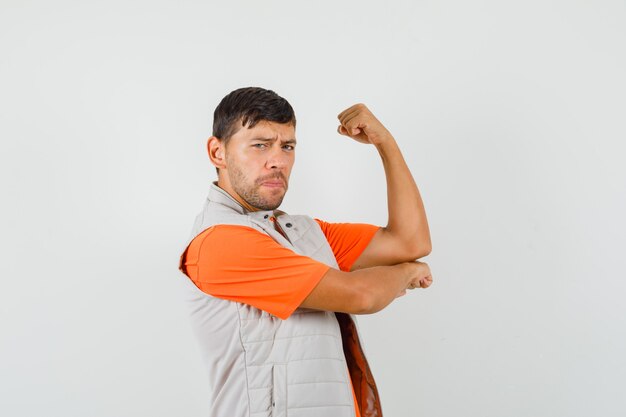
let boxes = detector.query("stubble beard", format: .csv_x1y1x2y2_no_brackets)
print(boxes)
228,162,288,211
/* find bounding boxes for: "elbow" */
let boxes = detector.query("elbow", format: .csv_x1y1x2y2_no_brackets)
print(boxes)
418,243,432,258
407,240,432,260
416,233,432,258
398,230,431,260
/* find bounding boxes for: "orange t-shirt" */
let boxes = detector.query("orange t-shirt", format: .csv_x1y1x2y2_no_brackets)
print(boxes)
182,218,380,416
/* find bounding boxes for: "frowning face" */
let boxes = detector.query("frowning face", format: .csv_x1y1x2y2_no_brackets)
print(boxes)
218,120,296,211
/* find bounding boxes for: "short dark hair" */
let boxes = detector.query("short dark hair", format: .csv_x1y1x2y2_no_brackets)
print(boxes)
211,87,296,176
212,87,296,143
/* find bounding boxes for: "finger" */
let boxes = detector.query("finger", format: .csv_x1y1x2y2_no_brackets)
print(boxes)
341,116,367,136
339,104,372,127
337,104,362,120
338,106,362,125
338,105,359,118
349,127,363,136
341,112,361,129
339,113,363,130
337,106,353,120
338,121,363,137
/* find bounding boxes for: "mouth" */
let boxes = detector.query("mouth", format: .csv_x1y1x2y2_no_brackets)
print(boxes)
261,181,285,188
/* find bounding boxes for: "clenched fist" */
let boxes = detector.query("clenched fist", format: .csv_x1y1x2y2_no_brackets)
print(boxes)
396,261,433,298
408,261,433,289
337,103,393,146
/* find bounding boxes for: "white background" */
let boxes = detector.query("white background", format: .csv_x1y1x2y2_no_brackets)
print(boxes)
1,1,625,416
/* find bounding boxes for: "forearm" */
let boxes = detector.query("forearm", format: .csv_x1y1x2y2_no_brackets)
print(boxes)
375,136,431,253
348,262,415,314
302,260,430,315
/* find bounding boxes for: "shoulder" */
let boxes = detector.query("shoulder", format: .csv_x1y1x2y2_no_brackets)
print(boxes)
191,224,268,250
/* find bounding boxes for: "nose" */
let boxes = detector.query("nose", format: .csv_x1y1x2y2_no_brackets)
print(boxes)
265,144,291,170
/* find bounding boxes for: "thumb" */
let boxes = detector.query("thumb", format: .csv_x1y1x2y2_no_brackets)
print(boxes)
337,125,349,136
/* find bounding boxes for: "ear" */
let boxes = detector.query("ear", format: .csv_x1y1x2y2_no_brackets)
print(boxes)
207,136,227,170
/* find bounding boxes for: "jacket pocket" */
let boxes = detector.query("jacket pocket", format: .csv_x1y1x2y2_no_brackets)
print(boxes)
271,364,287,417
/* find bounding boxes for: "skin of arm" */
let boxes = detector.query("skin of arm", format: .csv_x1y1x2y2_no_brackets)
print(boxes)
300,103,434,315
336,104,432,270
300,261,432,315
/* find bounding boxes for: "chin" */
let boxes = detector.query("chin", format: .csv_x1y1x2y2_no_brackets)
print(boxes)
270,197,285,209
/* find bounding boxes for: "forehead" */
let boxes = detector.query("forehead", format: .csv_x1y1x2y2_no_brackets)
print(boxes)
233,120,296,141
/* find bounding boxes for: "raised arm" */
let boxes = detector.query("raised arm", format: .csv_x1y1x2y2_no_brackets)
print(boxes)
336,104,432,270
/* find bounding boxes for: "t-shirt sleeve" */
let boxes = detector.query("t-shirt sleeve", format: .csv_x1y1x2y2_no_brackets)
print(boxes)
314,218,381,272
181,225,331,320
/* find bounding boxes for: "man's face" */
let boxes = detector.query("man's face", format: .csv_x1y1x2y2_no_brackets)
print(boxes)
220,120,296,211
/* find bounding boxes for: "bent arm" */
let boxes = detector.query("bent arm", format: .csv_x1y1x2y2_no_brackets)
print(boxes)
300,261,431,315
337,104,432,269
349,138,432,270
379,138,431,254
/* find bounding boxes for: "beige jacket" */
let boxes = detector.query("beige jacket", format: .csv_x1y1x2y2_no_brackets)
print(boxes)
179,182,382,417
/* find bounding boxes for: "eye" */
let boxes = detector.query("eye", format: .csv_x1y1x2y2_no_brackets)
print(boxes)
253,143,267,149
283,145,295,151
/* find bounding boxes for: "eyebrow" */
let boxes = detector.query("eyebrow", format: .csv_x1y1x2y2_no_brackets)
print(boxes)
250,137,297,144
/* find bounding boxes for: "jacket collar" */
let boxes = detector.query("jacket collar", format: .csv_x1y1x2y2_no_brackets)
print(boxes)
208,181,278,222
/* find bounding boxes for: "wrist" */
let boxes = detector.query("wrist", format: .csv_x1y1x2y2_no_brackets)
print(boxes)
373,135,399,156
372,132,395,147
399,261,417,281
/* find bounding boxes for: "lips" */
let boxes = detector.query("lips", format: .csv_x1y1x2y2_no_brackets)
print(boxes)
261,181,284,188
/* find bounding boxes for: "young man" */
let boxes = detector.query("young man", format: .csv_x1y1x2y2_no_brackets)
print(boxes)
179,87,432,417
